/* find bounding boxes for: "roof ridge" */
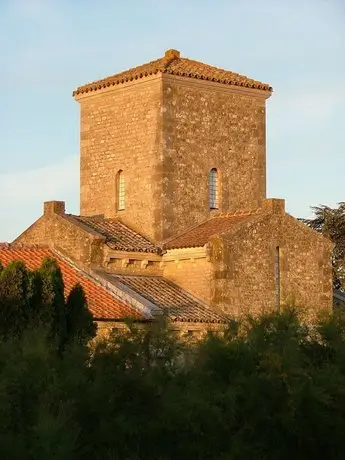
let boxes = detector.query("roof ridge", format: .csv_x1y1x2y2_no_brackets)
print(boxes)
73,49,272,96
211,208,260,218
111,273,164,279
4,243,51,249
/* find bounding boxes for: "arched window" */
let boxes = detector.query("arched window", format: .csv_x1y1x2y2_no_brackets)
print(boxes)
117,170,125,211
274,246,281,310
209,168,219,210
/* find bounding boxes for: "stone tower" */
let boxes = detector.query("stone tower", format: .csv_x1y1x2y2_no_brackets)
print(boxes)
73,49,272,241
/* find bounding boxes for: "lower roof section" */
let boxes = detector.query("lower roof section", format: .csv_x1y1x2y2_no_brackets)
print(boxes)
66,214,160,254
0,244,143,321
0,244,227,325
97,272,227,324
163,211,260,249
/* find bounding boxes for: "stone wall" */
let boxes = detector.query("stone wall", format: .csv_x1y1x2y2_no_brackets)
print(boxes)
161,75,269,238
209,211,333,320
163,256,213,304
75,73,270,242
76,76,164,241
14,202,104,267
95,320,224,341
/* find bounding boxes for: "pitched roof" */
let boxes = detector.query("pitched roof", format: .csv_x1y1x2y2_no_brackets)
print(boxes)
164,211,259,249
66,215,160,254
73,49,272,96
0,244,142,321
103,273,227,323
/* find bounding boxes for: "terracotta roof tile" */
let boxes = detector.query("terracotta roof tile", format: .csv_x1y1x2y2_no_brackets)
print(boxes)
73,49,272,96
106,274,227,323
67,215,160,254
163,211,259,249
0,244,142,320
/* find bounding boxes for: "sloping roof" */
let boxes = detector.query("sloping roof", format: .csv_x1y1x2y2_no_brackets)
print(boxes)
0,244,142,320
163,211,259,250
66,215,160,254
73,49,272,96
102,273,227,323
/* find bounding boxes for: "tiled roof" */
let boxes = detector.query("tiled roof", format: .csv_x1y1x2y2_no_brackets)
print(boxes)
164,211,259,249
73,49,272,96
0,244,142,320
67,215,160,254
105,274,227,323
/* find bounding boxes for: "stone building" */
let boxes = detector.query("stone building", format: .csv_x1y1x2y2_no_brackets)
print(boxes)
1,49,333,333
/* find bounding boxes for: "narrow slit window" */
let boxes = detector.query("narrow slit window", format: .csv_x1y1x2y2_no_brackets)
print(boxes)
209,168,219,210
274,246,281,310
117,170,125,211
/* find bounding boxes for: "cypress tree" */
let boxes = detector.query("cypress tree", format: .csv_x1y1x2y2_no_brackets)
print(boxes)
65,283,96,347
0,261,30,339
39,257,67,348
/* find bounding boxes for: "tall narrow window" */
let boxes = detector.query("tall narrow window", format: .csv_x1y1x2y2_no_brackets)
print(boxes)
274,246,281,311
209,168,219,210
117,170,125,211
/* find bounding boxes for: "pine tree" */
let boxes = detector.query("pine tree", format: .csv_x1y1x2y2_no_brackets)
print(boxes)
302,202,345,290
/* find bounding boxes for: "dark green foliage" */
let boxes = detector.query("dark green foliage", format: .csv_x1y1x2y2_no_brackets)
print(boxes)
0,261,31,338
2,308,345,458
302,202,345,290
0,258,96,348
0,329,87,459
65,283,96,347
2,260,345,458
39,258,67,345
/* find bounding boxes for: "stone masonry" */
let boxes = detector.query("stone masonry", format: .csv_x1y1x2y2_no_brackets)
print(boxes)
12,49,334,324
75,49,270,241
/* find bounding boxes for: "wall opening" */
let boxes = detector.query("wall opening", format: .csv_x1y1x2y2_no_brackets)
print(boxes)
209,168,219,210
117,170,125,211
275,246,281,311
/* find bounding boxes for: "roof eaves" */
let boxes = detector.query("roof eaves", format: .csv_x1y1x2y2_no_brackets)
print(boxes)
73,51,272,97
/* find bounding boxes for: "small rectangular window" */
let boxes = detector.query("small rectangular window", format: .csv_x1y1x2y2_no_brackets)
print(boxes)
275,246,280,310
117,171,125,211
209,168,219,209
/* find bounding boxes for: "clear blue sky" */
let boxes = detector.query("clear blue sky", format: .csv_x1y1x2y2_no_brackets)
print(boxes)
1,0,344,241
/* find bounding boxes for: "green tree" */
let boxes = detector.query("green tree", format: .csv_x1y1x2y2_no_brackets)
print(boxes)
65,283,96,347
0,261,31,338
302,202,345,290
39,258,67,346
0,328,86,459
2,308,345,458
0,257,96,348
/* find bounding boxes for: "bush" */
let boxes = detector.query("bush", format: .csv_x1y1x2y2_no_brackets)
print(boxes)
1,275,345,459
